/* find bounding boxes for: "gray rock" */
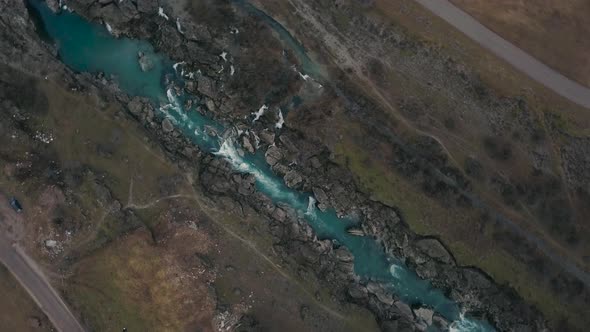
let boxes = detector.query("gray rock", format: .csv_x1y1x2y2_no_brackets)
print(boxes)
205,99,216,112
413,307,434,326
416,238,454,264
137,51,154,72
98,3,129,24
136,0,158,13
46,0,59,12
117,0,138,20
432,313,449,331
284,170,303,188
204,125,218,137
183,21,212,41
197,75,217,98
462,268,492,290
272,163,289,176
348,285,368,300
127,97,144,116
394,301,413,319
237,181,254,196
271,207,287,223
242,135,255,154
162,118,174,132
334,247,354,262
309,156,322,169
259,129,275,145
366,282,394,305
45,239,58,249
279,134,299,153
312,187,329,205
415,260,437,279
265,146,283,166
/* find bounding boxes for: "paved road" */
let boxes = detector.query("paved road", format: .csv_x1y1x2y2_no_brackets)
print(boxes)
415,0,590,109
0,195,85,332
0,239,85,332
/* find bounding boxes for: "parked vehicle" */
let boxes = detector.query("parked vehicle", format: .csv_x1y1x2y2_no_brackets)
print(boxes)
9,197,22,213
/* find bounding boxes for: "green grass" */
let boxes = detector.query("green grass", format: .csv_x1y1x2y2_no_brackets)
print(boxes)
334,132,585,330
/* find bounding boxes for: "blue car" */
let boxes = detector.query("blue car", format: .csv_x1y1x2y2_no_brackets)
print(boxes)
9,197,22,213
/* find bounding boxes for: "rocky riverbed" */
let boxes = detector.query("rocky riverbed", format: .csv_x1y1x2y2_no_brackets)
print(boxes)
3,0,580,331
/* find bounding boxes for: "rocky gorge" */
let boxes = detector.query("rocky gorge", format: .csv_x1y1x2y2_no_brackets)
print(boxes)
2,0,584,331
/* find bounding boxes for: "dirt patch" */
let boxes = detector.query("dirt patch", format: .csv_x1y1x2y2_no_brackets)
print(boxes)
65,228,217,332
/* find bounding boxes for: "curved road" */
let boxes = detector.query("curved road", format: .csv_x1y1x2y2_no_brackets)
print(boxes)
415,0,590,109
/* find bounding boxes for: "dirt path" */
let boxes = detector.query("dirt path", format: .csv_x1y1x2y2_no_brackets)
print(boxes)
414,0,590,109
0,194,85,332
124,175,349,321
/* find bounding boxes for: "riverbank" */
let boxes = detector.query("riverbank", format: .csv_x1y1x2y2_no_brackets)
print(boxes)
37,0,551,330
3,0,588,331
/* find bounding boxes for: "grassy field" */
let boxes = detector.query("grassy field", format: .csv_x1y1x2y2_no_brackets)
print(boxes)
331,120,583,328
256,1,590,328
0,66,381,332
65,229,217,332
450,0,590,88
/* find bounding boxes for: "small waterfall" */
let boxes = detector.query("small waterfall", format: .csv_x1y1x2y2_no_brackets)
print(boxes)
390,264,403,279
164,88,188,122
449,313,488,332
275,109,284,129
158,7,169,20
252,105,267,122
305,196,316,217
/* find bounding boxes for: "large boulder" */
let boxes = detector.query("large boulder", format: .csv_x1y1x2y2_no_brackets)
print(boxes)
137,51,154,72
259,129,275,145
197,75,217,99
312,187,329,205
413,307,434,326
241,135,255,153
265,146,283,166
162,118,174,132
271,207,287,223
284,170,303,188
127,97,144,116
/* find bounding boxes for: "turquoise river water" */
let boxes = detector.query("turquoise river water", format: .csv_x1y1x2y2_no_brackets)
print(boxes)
28,1,495,331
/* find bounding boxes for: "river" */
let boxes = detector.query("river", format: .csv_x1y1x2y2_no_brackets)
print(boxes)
27,1,494,330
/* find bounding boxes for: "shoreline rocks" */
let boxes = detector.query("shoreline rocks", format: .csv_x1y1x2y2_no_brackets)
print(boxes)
22,0,552,330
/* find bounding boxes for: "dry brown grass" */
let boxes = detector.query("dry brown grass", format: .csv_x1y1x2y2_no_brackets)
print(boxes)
450,0,590,87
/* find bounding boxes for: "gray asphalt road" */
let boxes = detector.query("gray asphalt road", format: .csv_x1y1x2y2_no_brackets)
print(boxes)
0,194,85,332
415,0,590,109
0,238,85,332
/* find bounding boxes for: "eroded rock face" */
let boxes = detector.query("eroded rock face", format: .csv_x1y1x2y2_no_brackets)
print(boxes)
162,118,174,133
197,75,217,99
265,146,282,166
415,238,454,265
284,170,303,188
